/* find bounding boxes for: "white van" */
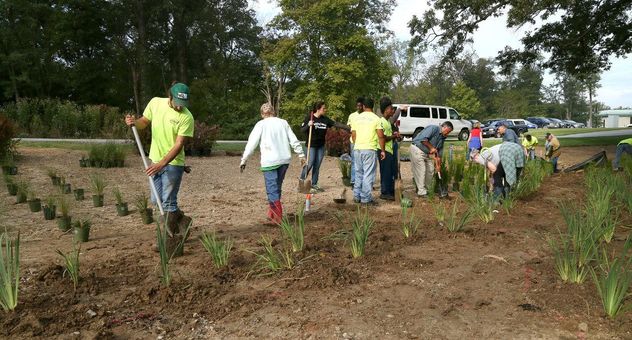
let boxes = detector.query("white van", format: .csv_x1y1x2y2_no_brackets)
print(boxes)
393,104,472,141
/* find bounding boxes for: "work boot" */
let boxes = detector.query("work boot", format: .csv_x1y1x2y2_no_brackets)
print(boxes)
165,210,183,236
271,200,283,224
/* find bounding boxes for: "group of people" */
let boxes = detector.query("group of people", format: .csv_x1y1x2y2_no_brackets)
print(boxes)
126,82,632,233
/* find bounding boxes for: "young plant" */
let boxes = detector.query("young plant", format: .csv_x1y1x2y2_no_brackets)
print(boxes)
45,196,56,209
56,242,80,290
89,173,107,195
350,208,374,258
46,168,58,179
112,187,124,205
57,195,71,217
0,232,20,311
591,238,632,318
444,199,473,233
200,232,233,268
549,232,589,284
338,160,351,179
249,235,294,275
156,222,172,286
278,206,305,252
501,194,516,214
401,204,420,238
585,185,617,243
134,193,149,211
433,202,446,225
465,187,495,224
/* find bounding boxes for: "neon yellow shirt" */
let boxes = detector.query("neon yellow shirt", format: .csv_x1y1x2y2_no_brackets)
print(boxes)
522,136,538,149
351,111,381,150
347,111,361,143
143,97,194,166
619,138,632,145
380,117,393,154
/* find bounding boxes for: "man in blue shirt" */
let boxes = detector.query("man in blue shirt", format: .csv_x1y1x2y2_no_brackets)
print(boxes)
498,123,520,145
410,122,453,197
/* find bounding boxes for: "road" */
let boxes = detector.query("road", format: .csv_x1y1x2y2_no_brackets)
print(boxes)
558,129,632,138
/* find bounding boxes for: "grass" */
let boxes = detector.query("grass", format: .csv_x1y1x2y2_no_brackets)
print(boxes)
433,202,446,225
401,205,420,238
249,235,294,275
0,232,20,312
200,232,233,268
57,194,71,217
278,206,305,253
156,222,172,286
591,238,632,319
57,242,80,290
89,173,107,195
445,199,473,233
134,193,149,211
112,187,124,205
464,187,495,224
350,209,374,258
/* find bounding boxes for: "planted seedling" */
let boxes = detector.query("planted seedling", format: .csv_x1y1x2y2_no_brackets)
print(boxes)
89,173,107,207
465,187,495,224
591,237,632,318
433,202,446,227
57,195,72,231
0,232,19,312
27,189,41,212
112,187,128,216
57,242,80,290
445,199,473,233
350,208,374,258
200,232,233,268
278,205,305,252
73,219,92,243
248,235,294,276
401,204,420,238
134,193,153,224
43,196,57,220
15,180,29,204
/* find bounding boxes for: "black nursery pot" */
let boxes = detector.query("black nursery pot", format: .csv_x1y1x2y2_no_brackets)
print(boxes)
116,203,129,216
6,183,17,195
62,183,71,194
43,205,56,220
92,194,104,207
28,199,42,212
141,208,154,224
73,188,85,201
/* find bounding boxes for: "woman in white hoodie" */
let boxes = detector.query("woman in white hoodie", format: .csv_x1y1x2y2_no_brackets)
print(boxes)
240,103,306,224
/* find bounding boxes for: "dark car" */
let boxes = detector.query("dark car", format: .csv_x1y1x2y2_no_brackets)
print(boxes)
548,118,566,128
563,119,585,128
526,117,552,128
482,120,528,138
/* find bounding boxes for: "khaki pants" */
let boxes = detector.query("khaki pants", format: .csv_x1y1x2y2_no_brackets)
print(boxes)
410,144,434,196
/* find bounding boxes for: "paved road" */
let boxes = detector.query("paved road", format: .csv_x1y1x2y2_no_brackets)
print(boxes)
559,129,632,138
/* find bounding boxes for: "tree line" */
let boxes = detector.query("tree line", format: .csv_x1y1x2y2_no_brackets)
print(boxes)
1,0,628,139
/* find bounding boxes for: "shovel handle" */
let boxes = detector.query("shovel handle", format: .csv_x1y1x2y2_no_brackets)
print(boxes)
131,125,165,216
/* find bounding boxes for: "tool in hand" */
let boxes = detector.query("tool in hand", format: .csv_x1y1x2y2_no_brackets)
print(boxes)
130,124,164,216
299,113,314,194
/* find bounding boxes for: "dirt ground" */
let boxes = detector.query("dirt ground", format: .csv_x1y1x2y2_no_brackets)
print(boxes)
1,144,631,339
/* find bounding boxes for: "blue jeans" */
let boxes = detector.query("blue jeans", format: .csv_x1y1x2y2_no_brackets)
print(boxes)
379,151,396,196
301,146,325,186
613,143,632,169
263,164,288,203
527,149,536,160
353,149,377,203
350,143,355,184
151,164,184,212
551,156,559,172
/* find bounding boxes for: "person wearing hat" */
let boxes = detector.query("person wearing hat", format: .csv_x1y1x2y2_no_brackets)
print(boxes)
545,132,561,173
522,134,538,160
125,82,194,235
613,137,632,171
497,122,520,145
240,103,306,224
471,142,525,199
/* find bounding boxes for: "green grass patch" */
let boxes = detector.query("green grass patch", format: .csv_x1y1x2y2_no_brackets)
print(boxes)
19,141,134,152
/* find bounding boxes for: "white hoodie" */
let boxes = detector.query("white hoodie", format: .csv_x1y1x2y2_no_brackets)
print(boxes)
241,117,305,168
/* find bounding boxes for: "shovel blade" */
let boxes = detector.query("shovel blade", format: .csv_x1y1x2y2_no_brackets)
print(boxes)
395,179,403,203
299,179,312,194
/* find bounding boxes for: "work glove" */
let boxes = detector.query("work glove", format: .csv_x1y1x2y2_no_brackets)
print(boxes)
239,160,246,173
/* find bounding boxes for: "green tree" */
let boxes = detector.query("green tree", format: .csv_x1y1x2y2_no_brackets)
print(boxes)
409,0,632,77
445,81,480,119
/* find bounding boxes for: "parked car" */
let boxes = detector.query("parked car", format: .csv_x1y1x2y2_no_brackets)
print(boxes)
548,118,566,128
508,119,536,129
526,117,552,128
393,104,472,141
562,120,586,128
481,120,529,138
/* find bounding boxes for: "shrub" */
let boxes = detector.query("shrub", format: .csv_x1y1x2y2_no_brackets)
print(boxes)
325,128,351,157
0,115,17,161
185,121,219,157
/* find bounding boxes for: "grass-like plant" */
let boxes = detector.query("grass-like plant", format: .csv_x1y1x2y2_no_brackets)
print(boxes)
46,168,57,179
156,222,172,286
465,187,495,224
250,235,294,274
512,160,548,199
445,199,473,233
112,187,124,205
56,242,80,290
549,232,590,284
338,160,351,179
433,202,446,225
134,193,149,211
15,179,29,196
501,194,516,214
350,208,374,258
278,206,305,252
57,195,71,217
591,238,632,318
401,204,420,238
0,232,19,312
200,232,233,268
450,156,465,191
89,173,107,195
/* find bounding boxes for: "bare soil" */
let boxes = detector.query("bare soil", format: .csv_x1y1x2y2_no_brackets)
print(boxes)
0,144,631,339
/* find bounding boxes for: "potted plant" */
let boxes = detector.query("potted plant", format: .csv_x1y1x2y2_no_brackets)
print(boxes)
43,196,56,220
27,189,41,212
338,159,352,187
73,188,85,201
47,168,60,186
15,180,28,204
1,155,17,175
134,193,153,224
58,176,71,194
90,173,106,207
73,219,92,242
79,156,88,168
3,174,17,195
113,187,128,216
57,195,72,231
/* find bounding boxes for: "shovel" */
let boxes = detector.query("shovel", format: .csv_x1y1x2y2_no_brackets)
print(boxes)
298,114,314,194
395,146,403,203
434,156,449,198
131,125,164,216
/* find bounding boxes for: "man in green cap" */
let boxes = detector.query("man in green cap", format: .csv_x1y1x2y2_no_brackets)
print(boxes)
613,137,632,171
125,82,194,235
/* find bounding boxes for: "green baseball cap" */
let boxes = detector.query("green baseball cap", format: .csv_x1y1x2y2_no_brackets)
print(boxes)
170,83,190,107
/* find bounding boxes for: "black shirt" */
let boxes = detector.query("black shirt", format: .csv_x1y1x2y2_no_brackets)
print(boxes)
301,114,335,148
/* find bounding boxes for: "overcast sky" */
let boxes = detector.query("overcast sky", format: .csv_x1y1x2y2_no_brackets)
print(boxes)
248,0,632,108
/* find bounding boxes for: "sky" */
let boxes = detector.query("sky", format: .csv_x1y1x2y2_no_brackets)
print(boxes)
248,0,632,108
